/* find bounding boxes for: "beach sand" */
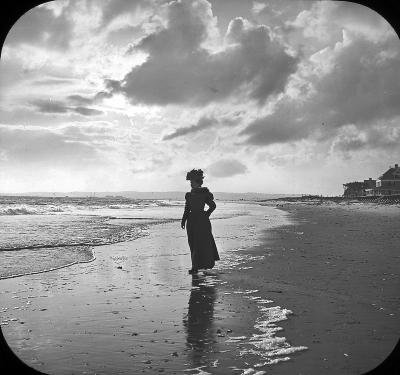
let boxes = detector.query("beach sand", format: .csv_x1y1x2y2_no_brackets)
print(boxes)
221,202,400,375
1,203,399,374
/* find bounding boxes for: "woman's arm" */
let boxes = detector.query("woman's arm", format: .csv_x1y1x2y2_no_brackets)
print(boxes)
205,193,216,217
181,193,190,228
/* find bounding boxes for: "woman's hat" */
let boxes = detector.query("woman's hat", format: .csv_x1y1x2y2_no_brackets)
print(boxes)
186,169,204,181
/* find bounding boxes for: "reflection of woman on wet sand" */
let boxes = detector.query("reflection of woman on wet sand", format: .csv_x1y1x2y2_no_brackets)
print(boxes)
181,169,220,275
183,274,217,367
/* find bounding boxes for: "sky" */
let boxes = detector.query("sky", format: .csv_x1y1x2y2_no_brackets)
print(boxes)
0,0,399,195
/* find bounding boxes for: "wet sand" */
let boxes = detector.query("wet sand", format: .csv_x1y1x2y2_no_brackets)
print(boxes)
1,203,399,374
1,207,302,374
221,202,400,374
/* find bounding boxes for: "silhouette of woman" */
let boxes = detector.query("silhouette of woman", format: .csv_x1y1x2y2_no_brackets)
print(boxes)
181,169,219,274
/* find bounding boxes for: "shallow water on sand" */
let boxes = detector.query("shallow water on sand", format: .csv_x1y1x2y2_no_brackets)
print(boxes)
0,200,308,374
0,196,251,279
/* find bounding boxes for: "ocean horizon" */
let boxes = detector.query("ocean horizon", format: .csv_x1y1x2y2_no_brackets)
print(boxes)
0,191,301,201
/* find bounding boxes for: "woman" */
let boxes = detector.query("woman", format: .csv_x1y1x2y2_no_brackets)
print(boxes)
181,169,219,274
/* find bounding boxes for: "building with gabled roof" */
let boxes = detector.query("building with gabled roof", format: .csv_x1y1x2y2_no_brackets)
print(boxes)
344,163,400,197
367,163,400,196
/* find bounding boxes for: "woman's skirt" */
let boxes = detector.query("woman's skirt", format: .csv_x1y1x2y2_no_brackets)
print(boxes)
186,212,219,269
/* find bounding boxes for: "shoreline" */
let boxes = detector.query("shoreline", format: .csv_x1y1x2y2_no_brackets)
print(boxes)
258,194,400,206
0,216,180,280
1,209,298,374
0,203,399,374
0,247,97,281
220,202,400,374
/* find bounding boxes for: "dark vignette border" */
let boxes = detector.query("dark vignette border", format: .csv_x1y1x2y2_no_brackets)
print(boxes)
0,0,399,374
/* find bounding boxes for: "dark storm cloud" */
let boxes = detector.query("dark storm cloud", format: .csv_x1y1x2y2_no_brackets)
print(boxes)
163,116,216,140
103,0,298,106
206,159,248,178
31,99,103,117
240,34,400,147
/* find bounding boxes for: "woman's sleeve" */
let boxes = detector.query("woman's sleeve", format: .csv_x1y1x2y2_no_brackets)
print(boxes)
181,193,190,224
205,192,216,217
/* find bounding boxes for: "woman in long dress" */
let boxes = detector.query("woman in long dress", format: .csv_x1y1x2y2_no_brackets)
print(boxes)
181,169,219,274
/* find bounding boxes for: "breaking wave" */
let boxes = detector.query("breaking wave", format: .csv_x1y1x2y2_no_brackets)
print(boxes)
0,205,64,216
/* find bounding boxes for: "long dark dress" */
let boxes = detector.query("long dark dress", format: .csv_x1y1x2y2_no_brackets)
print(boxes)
181,187,219,270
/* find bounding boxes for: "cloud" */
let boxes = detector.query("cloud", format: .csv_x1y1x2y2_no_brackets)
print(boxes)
331,124,400,155
206,159,248,178
99,0,153,27
252,1,267,15
0,126,100,165
130,152,173,174
239,101,308,146
106,24,143,46
58,123,116,148
163,116,216,140
102,0,298,106
63,92,111,112
288,1,393,44
67,95,94,105
73,107,104,116
31,99,103,117
32,78,78,86
94,79,121,101
31,99,69,114
5,2,73,50
309,35,400,128
240,31,400,148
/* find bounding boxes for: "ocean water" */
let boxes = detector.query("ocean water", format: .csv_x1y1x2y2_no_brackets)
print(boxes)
0,195,251,279
0,195,309,371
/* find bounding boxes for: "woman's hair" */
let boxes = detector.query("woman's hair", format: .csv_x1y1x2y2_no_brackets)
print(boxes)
186,169,204,185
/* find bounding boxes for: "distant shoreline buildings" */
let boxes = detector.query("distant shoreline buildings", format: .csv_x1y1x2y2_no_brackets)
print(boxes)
343,163,400,197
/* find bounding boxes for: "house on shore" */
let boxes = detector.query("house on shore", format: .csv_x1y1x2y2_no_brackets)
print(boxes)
366,163,400,196
344,163,400,197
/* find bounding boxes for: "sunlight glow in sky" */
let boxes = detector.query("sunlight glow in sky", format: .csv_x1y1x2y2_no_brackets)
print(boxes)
0,0,399,194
